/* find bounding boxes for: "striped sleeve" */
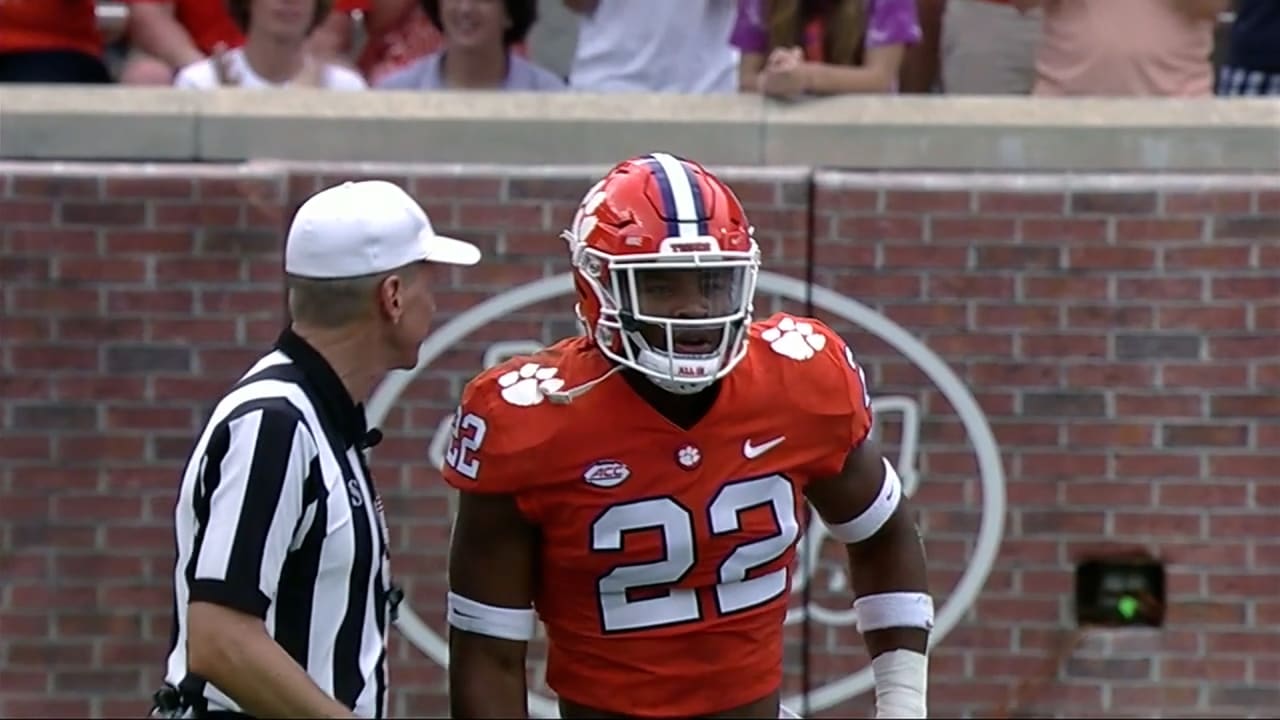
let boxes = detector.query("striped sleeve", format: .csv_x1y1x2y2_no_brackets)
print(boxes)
187,401,321,618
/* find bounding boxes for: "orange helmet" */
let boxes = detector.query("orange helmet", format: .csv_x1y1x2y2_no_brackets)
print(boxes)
561,153,760,394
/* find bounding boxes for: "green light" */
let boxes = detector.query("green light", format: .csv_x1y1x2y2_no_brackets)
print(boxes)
1117,595,1138,620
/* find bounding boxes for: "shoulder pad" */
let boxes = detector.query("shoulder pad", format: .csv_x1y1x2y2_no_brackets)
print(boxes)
750,312,873,446
439,337,595,494
751,312,835,364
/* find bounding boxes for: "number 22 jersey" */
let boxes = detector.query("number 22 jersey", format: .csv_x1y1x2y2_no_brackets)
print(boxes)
440,313,874,717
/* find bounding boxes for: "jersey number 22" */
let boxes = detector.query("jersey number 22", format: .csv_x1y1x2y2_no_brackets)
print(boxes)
592,474,800,634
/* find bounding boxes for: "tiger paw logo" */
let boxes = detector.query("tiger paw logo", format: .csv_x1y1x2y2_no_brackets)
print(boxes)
675,444,702,470
497,363,565,407
761,316,827,360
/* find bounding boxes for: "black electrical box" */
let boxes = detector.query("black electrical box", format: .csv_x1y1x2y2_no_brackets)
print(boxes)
1075,554,1165,628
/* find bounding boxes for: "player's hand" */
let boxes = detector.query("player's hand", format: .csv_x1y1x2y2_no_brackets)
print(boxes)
766,46,804,71
759,48,810,99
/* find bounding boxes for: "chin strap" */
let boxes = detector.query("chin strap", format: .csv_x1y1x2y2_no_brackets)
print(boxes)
541,364,624,405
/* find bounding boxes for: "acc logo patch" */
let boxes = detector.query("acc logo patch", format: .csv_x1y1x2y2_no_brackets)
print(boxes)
583,460,630,488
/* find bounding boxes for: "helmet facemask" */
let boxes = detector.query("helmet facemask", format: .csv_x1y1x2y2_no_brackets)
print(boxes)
576,241,759,395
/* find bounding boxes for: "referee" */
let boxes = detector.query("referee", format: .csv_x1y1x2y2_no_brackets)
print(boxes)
153,180,482,719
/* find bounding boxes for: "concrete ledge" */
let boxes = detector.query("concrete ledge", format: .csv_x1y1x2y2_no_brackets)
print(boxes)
0,88,200,161
1,87,1277,170
195,90,768,165
765,95,1280,170
814,169,1280,192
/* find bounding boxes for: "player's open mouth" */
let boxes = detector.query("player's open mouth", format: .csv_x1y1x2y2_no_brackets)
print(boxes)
671,332,719,354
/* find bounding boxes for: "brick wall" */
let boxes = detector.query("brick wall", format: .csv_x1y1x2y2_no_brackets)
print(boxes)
1,161,1276,719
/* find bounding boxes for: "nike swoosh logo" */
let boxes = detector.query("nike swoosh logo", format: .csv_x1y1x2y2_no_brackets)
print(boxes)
743,436,785,459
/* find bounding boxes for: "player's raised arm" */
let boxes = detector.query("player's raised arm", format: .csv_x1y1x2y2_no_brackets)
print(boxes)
440,394,540,719
802,334,932,719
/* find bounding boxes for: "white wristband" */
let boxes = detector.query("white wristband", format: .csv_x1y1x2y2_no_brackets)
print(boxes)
872,649,928,719
853,591,935,633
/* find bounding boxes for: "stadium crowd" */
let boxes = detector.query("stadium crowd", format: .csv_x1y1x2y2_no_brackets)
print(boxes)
0,0,1274,97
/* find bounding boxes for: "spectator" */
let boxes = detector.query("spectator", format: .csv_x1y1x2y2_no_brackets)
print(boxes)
174,0,367,89
376,0,562,91
1217,0,1280,96
565,0,740,93
119,0,245,84
940,0,1040,94
898,0,943,93
310,0,444,84
1024,0,1230,97
310,0,531,85
732,0,922,98
0,0,111,83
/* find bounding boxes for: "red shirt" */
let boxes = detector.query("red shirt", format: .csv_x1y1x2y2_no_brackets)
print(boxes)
0,0,102,57
339,0,444,83
335,0,527,84
126,0,243,54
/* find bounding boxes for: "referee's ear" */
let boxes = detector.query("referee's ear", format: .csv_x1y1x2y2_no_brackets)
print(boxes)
377,261,439,370
377,272,407,320
376,261,435,322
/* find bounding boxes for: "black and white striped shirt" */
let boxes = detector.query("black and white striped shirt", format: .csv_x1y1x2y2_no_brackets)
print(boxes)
165,329,395,718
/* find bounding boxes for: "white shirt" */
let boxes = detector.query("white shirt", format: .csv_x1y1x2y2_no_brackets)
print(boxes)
568,0,740,93
175,48,368,91
376,51,566,91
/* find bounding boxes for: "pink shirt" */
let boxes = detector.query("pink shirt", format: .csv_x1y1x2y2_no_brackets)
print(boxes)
1034,0,1216,97
730,0,922,58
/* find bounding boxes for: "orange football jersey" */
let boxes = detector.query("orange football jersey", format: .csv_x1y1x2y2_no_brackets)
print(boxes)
441,313,874,717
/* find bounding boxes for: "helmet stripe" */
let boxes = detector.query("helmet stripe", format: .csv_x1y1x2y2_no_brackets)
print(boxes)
647,153,709,238
679,159,710,236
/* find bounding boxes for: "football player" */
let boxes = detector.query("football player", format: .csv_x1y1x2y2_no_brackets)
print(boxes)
440,153,932,719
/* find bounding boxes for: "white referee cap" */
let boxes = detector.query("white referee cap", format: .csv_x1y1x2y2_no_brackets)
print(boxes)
285,180,482,279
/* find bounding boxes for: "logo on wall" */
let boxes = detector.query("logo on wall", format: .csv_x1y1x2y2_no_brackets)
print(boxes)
366,272,1008,717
